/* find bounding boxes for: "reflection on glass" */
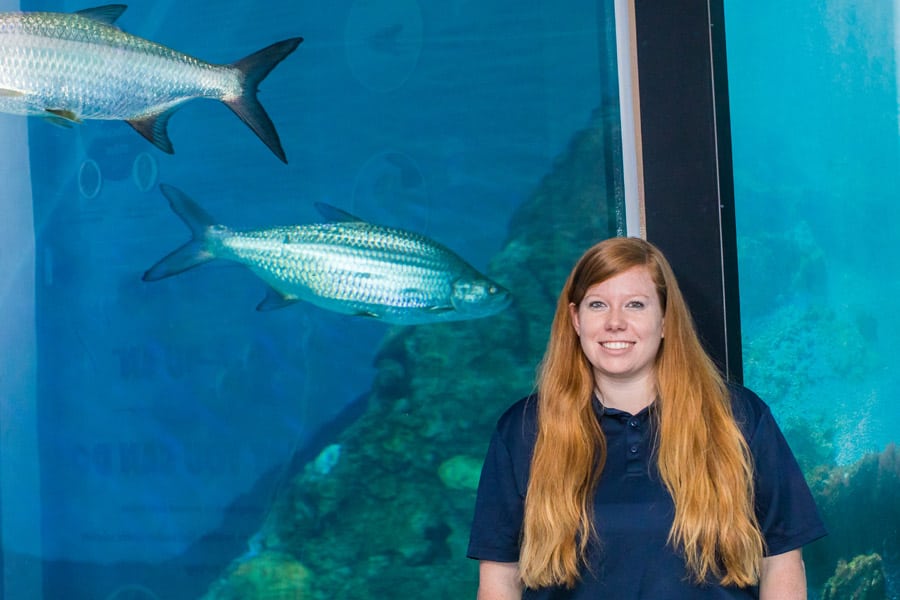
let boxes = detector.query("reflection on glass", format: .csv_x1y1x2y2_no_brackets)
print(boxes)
0,1,624,598
726,0,900,595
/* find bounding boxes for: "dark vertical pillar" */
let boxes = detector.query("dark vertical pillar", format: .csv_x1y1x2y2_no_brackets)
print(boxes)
632,0,742,381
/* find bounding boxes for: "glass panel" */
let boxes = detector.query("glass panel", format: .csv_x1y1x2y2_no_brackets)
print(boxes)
0,1,625,597
725,1,899,595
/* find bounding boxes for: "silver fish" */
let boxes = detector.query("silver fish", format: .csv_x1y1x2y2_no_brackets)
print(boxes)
143,185,513,325
0,4,301,162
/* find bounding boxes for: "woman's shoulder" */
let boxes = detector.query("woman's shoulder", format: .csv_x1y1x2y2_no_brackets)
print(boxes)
726,382,774,440
493,394,540,447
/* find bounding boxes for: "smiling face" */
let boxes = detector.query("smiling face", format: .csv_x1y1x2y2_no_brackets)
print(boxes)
569,265,665,395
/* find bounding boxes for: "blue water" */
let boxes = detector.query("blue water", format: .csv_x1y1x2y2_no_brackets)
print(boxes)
3,0,606,597
726,0,900,463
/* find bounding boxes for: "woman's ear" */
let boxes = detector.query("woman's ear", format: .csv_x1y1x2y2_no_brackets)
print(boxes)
569,302,580,335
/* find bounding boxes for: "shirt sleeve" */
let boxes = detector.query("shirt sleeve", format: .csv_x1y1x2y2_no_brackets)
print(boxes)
748,401,828,555
467,423,528,562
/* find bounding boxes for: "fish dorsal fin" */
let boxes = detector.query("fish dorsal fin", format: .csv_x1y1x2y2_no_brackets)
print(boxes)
314,202,364,223
75,4,127,26
158,185,217,237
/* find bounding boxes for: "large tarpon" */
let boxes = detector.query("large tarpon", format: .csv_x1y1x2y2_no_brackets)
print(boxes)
143,185,513,325
0,5,301,162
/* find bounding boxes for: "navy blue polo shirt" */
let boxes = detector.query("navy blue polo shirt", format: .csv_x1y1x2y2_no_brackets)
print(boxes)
467,384,827,599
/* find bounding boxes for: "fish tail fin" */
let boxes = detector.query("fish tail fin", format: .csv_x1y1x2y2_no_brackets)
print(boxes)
142,185,218,281
227,37,303,164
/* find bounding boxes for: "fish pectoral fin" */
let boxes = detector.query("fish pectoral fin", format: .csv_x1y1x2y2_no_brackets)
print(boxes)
45,109,82,124
426,305,454,314
41,115,76,129
354,310,382,319
256,287,299,312
75,5,127,26
127,107,179,154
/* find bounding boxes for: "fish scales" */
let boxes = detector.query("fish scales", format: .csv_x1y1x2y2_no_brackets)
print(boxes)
0,12,233,120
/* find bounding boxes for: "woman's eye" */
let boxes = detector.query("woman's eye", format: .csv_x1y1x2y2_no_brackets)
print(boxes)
627,301,645,309
588,301,606,310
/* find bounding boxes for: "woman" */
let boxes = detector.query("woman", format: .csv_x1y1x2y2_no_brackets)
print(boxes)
468,237,826,599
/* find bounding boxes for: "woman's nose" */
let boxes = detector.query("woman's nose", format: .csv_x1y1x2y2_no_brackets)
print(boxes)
605,308,626,330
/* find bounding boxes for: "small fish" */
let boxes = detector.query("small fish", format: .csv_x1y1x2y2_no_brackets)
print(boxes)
0,5,301,162
143,185,512,325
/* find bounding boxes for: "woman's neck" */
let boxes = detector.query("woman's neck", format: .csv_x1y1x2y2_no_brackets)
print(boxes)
595,378,657,414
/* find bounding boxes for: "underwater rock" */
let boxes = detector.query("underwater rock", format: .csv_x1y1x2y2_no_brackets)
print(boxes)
371,328,414,398
806,444,900,588
743,304,871,418
201,551,311,599
438,455,483,490
204,107,618,598
308,444,341,478
822,554,886,600
737,221,827,321
741,300,877,470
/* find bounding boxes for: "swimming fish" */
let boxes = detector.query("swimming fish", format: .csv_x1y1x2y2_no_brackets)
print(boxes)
0,5,301,162
143,185,513,325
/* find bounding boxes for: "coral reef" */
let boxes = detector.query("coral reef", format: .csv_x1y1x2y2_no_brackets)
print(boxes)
806,444,900,588
737,221,828,322
438,454,484,491
741,300,878,470
822,554,886,600
203,107,618,598
742,304,872,415
202,551,311,599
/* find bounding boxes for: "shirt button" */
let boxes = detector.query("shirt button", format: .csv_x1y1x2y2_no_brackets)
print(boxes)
629,418,639,428
629,445,639,454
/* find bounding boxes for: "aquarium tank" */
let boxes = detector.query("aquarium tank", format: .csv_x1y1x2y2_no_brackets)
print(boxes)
3,0,895,598
0,0,626,598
